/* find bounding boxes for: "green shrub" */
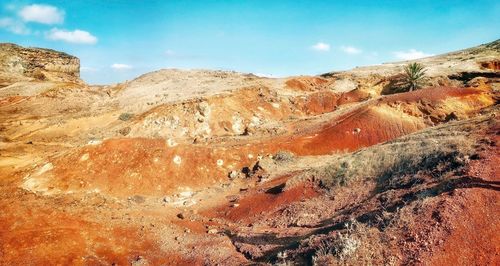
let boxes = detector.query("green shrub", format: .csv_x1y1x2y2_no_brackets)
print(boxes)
118,113,134,121
402,62,427,91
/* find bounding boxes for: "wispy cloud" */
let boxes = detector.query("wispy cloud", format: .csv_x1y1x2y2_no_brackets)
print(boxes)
0,17,30,34
111,63,132,70
393,49,434,60
18,4,64,24
311,42,330,52
340,45,362,54
46,28,97,44
165,49,176,56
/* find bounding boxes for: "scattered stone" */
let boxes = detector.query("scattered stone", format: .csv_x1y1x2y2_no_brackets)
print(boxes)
167,138,177,147
226,195,239,202
445,112,459,122
197,102,211,117
231,203,240,207
80,153,90,161
353,127,361,134
87,139,102,145
228,170,239,179
162,196,171,203
178,191,194,198
231,115,245,135
130,256,148,266
131,195,145,204
207,228,218,234
177,213,185,219
173,155,182,165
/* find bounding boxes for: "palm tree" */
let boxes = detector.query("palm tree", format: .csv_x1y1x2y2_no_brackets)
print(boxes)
402,62,427,91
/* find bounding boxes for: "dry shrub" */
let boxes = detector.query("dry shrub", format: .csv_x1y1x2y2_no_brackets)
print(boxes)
118,112,134,121
311,221,395,266
299,117,481,190
273,150,295,163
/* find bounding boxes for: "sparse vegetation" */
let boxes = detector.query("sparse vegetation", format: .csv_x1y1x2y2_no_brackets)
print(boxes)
311,220,366,265
118,112,134,121
273,150,295,163
402,62,427,91
32,69,47,80
300,117,481,190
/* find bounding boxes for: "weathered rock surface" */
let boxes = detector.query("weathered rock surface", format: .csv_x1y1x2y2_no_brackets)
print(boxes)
0,43,81,87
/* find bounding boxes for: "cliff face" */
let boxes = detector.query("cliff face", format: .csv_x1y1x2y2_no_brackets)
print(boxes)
0,43,80,87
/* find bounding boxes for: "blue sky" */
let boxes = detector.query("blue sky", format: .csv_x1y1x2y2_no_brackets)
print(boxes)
1,0,499,84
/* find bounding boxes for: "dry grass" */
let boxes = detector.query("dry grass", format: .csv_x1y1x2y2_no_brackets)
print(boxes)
273,150,295,163
310,220,395,266
293,115,490,190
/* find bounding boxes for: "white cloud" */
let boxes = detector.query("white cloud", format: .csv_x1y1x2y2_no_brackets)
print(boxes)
253,73,276,78
0,17,30,34
46,28,97,44
19,4,64,24
165,49,176,56
311,42,330,52
393,49,434,60
111,63,132,70
340,45,362,54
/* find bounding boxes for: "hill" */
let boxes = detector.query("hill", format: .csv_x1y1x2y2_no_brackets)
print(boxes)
0,40,498,265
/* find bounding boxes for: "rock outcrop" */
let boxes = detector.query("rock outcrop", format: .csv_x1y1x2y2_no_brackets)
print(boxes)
0,43,81,87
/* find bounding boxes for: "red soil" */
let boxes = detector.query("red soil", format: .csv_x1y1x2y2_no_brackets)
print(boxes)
48,138,260,197
0,190,180,265
39,87,493,197
275,87,493,155
427,123,500,265
295,89,369,114
0,95,27,106
212,177,318,223
285,77,330,92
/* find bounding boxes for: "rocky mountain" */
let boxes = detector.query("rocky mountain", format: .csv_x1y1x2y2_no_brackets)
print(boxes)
0,40,498,265
0,43,81,87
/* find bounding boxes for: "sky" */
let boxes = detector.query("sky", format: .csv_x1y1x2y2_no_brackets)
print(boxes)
0,0,499,84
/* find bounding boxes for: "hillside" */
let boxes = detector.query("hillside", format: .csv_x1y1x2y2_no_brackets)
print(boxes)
0,40,498,265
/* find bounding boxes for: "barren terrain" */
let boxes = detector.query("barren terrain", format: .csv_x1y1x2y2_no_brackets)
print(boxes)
0,40,499,265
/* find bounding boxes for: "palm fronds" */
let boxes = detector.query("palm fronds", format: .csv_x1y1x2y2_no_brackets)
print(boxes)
402,62,427,91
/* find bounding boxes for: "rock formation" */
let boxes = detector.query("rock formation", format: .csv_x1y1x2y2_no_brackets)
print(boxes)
0,43,80,87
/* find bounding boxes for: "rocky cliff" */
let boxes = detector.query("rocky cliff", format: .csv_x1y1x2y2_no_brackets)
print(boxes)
0,43,80,87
